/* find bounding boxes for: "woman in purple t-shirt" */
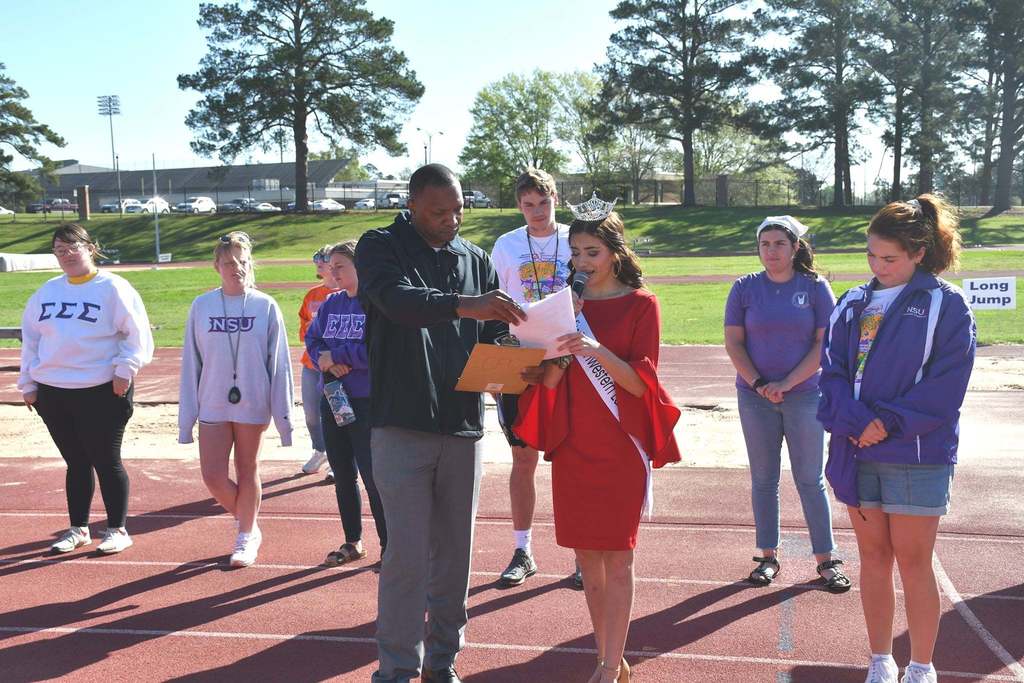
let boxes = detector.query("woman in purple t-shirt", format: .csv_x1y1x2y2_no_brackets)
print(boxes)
724,216,851,593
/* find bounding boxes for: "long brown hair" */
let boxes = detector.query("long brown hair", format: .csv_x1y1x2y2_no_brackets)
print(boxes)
867,193,962,274
568,211,644,289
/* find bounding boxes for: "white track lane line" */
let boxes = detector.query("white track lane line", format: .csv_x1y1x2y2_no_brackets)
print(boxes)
2,557,1021,604
1,511,1021,545
0,625,1015,681
934,555,1024,682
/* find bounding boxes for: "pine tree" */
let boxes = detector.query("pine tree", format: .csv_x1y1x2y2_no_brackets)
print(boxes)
178,0,422,211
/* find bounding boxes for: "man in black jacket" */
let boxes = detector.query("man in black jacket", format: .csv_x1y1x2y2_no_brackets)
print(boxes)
357,164,531,683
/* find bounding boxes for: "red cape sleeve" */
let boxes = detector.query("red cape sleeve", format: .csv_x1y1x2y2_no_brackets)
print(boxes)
513,376,570,456
619,356,682,468
618,293,681,467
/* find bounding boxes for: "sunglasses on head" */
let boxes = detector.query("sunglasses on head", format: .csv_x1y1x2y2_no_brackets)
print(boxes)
220,231,251,244
313,252,326,263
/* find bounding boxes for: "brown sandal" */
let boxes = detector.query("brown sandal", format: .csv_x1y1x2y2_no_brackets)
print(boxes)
323,542,366,566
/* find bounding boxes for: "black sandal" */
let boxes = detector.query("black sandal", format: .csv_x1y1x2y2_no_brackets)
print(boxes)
817,559,852,593
747,556,780,586
323,542,366,567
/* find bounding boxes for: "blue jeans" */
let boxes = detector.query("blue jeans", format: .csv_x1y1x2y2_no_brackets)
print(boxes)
737,388,835,555
301,365,326,452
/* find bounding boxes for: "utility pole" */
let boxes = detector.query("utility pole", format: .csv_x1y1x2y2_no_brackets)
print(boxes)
153,154,161,266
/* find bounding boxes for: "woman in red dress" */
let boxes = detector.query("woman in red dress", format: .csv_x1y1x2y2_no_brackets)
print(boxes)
516,207,681,683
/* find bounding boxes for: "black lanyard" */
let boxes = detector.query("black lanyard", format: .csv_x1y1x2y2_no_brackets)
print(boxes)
526,228,559,301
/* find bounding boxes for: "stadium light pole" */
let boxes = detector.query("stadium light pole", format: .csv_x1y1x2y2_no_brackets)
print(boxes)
115,154,124,217
416,128,443,165
97,95,122,211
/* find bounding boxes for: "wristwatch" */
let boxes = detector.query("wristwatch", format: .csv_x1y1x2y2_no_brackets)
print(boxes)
554,355,573,369
751,377,768,390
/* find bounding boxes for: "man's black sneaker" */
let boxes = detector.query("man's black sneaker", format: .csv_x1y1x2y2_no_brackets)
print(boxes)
498,548,537,587
422,665,461,682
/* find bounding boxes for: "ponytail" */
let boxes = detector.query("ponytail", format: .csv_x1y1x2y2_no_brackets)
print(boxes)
793,237,819,278
868,193,962,274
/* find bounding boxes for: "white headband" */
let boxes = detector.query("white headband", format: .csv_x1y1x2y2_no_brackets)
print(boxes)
756,215,810,240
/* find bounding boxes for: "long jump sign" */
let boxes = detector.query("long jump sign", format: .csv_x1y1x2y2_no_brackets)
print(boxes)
962,277,1016,310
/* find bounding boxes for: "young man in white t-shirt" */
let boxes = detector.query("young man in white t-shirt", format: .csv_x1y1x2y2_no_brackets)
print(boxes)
489,167,577,588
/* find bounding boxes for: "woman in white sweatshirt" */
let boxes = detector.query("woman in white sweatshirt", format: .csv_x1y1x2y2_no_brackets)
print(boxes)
178,231,294,568
19,224,154,555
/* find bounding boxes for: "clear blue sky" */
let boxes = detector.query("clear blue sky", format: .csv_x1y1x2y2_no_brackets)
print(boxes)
4,0,880,186
4,0,619,175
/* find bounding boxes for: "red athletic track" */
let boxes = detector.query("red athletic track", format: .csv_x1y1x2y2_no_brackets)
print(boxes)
1,346,1022,681
1,459,1021,682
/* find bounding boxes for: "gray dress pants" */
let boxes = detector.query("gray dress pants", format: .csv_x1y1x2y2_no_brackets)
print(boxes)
370,426,483,683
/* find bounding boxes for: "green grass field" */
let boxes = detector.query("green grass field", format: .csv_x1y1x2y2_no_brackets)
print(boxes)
3,204,1022,261
2,262,1019,347
652,279,1024,345
2,206,1020,347
642,250,1024,278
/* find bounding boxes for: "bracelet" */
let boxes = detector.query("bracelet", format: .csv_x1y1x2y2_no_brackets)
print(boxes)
751,377,768,390
554,355,573,369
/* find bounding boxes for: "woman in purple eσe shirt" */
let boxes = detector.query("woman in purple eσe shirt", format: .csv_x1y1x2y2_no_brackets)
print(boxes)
724,215,851,594
304,240,386,568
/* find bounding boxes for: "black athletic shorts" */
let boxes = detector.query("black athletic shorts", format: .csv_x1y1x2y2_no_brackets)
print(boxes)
496,393,527,448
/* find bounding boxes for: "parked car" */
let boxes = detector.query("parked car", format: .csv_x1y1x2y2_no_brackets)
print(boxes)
253,202,281,213
463,190,492,208
217,201,246,213
229,198,263,212
312,198,346,212
101,198,141,213
49,198,78,211
0,205,14,216
126,197,170,214
26,202,47,213
174,196,217,214
383,192,408,209
354,197,375,210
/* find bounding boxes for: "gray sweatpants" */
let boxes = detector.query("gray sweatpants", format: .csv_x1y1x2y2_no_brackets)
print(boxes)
370,426,483,683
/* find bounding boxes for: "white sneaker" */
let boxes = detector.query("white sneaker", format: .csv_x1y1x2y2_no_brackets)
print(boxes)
51,526,91,553
324,469,334,482
865,655,899,683
97,527,133,554
229,527,262,567
301,450,328,474
900,665,937,683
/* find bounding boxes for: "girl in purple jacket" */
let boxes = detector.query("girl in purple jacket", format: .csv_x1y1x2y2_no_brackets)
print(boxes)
305,240,386,567
818,195,976,683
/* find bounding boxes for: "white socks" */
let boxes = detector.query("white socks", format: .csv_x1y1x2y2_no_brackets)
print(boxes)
907,660,934,673
514,529,532,555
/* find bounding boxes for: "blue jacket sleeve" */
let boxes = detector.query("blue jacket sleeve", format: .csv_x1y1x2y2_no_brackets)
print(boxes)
873,293,976,439
817,295,879,437
356,230,460,328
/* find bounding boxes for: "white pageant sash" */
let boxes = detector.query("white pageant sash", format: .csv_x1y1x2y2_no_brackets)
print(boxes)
575,313,654,518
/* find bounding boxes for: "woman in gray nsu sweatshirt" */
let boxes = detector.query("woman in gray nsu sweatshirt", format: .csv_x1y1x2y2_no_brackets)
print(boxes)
178,233,294,568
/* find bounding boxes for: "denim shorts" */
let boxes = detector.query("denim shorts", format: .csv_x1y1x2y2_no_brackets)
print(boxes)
857,460,954,516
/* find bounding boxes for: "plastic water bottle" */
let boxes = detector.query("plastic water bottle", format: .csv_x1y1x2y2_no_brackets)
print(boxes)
323,379,356,426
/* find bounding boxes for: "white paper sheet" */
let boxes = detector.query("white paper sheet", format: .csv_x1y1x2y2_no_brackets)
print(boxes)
510,286,577,359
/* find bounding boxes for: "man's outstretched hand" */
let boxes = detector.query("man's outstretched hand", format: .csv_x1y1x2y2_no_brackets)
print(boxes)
457,290,527,324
